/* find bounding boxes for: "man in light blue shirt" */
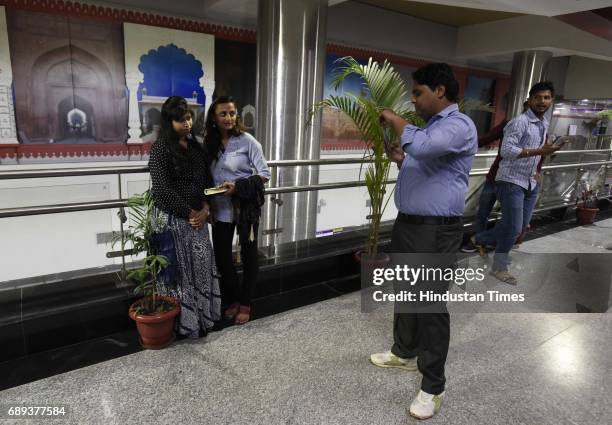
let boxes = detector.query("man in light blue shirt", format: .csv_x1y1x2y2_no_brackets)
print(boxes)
474,82,559,285
369,63,477,420
392,102,477,217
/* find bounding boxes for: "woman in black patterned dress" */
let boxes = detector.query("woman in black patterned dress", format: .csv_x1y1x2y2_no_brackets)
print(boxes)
148,96,221,338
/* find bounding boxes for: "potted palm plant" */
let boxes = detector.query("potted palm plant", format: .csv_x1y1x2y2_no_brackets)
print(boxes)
597,109,612,135
114,190,180,349
575,184,599,225
310,56,424,260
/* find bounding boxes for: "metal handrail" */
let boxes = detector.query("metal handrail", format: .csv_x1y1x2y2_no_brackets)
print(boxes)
266,179,397,195
1,159,611,219
0,165,149,180
543,161,612,171
0,200,129,218
1,148,611,180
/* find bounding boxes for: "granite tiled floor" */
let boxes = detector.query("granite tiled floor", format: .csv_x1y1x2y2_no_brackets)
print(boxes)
1,219,611,424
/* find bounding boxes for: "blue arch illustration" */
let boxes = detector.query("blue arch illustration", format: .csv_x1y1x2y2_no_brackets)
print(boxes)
137,43,206,109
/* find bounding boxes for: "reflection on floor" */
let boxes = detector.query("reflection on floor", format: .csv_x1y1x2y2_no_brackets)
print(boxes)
0,219,611,424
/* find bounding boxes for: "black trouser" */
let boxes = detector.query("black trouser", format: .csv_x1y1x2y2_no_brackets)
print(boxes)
211,221,259,307
389,215,462,395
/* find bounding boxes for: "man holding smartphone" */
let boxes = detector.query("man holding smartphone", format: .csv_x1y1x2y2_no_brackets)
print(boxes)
371,63,477,420
472,81,560,285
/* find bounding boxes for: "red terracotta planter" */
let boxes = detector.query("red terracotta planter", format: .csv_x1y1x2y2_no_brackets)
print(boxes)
129,296,180,349
576,207,599,225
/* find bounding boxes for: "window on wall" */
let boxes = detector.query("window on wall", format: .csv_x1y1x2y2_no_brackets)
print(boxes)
464,76,496,136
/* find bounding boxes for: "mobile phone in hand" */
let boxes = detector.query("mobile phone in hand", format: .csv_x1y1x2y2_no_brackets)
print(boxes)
383,127,392,151
552,136,567,147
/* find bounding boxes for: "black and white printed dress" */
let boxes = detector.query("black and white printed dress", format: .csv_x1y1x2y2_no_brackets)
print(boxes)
148,135,221,337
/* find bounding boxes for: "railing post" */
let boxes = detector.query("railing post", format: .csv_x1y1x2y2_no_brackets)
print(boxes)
116,173,129,288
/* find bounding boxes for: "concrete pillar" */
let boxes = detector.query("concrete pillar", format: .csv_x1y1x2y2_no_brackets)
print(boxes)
507,50,553,119
256,0,328,247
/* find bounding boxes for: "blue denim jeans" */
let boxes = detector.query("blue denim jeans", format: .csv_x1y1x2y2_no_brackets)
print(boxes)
475,180,497,234
476,181,539,271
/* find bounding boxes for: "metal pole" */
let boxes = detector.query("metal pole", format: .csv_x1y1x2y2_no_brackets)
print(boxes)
257,0,328,248
117,173,129,287
507,50,552,119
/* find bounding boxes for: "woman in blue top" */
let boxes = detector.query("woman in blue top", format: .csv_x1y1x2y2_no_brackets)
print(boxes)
204,96,271,325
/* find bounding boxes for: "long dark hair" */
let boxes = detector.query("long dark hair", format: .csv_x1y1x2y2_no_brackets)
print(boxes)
203,96,245,162
159,96,198,173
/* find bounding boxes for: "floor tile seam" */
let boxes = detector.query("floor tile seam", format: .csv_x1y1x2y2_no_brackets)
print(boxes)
512,321,579,359
173,344,247,380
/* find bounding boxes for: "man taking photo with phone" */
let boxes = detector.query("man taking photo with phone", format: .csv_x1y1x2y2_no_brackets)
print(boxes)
371,62,477,420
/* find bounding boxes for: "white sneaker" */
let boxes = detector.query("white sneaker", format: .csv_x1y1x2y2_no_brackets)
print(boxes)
408,390,445,420
369,350,417,371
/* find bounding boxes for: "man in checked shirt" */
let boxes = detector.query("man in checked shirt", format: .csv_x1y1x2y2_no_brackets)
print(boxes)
473,81,560,285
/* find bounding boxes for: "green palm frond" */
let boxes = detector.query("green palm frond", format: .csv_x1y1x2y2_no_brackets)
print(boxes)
331,57,409,110
308,56,424,256
311,95,375,143
113,189,168,310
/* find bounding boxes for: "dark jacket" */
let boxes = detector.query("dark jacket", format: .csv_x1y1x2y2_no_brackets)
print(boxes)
233,175,265,242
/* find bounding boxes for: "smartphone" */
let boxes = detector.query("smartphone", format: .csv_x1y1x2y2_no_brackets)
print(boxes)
382,127,392,150
552,136,567,147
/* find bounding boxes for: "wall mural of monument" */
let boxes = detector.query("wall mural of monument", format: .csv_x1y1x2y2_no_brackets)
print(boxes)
7,9,128,145
0,1,506,165
0,9,215,164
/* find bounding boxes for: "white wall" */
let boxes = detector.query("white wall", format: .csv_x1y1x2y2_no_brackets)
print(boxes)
564,56,612,100
316,151,399,233
0,162,150,283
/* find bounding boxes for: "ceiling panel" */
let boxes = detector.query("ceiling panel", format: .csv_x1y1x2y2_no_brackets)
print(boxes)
355,0,522,26
380,0,612,17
